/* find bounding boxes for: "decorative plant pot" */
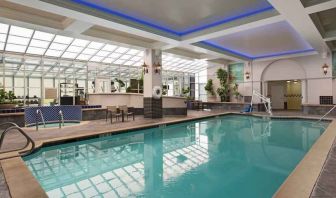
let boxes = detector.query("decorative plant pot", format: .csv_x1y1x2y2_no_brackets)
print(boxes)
0,104,16,109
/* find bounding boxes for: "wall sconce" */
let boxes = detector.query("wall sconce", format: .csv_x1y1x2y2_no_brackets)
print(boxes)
154,62,161,74
245,71,250,80
142,62,148,74
322,63,329,75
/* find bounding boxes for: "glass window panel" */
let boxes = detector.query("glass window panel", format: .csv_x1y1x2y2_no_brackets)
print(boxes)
0,42,4,50
0,23,9,34
29,39,50,48
7,35,30,45
90,56,104,62
109,53,122,58
71,39,89,47
0,34,6,42
26,47,46,55
115,47,129,53
76,54,91,61
14,88,24,98
124,61,134,66
10,26,33,37
45,49,63,57
49,43,67,51
114,59,125,64
120,54,131,60
131,56,142,61
33,31,54,41
5,77,13,87
102,58,114,63
67,46,83,53
62,52,78,59
81,48,97,55
101,44,117,52
14,77,25,87
6,44,26,53
87,42,104,49
29,88,41,98
95,50,110,57
44,78,54,88
126,49,140,55
53,35,73,44
29,78,41,87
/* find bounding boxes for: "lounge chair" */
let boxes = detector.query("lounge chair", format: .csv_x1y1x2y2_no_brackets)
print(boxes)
106,106,122,123
241,104,252,113
119,105,135,121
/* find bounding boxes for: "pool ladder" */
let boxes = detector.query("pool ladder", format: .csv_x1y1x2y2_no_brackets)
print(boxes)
36,109,46,131
0,122,35,156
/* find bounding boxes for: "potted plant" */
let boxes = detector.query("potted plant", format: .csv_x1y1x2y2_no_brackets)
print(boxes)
232,83,243,102
114,78,125,92
204,79,216,101
182,87,191,97
0,89,17,109
216,68,230,102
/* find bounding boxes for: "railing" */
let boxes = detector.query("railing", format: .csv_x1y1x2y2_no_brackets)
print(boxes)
317,105,336,122
59,110,64,129
36,109,46,131
0,122,35,156
251,90,273,116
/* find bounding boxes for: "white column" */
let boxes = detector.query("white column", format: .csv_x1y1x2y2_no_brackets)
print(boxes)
143,49,162,118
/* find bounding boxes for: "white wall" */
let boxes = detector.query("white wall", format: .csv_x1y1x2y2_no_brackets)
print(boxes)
207,54,333,105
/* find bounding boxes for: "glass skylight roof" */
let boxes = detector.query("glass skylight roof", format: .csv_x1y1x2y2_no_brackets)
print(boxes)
0,22,208,74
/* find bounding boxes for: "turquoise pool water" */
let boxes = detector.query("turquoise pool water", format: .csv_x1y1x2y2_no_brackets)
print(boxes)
23,115,328,198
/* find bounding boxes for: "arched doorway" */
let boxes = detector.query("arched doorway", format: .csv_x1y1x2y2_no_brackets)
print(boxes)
261,60,307,110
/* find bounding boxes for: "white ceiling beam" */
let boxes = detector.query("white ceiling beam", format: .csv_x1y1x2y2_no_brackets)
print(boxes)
324,30,336,41
64,20,93,35
305,0,336,14
267,0,330,54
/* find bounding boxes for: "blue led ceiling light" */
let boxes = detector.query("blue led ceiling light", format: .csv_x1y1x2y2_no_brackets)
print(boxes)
201,41,315,60
70,0,274,36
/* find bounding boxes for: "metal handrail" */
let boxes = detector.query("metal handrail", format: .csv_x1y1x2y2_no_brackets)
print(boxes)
36,109,46,131
317,105,336,122
59,110,64,129
0,125,35,156
0,122,19,129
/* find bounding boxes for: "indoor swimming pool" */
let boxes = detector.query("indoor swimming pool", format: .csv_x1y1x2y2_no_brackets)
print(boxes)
23,115,329,198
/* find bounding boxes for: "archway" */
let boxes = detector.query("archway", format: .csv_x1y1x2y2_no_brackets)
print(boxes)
261,60,307,110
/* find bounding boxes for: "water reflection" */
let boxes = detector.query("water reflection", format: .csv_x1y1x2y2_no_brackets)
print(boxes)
24,115,327,198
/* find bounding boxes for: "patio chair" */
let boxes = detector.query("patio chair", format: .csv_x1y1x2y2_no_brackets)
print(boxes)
106,106,122,123
119,105,135,121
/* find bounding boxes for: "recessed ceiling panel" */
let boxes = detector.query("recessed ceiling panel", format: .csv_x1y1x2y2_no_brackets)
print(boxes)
70,0,273,35
202,21,314,59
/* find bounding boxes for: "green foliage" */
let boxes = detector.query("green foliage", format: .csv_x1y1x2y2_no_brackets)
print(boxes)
216,68,230,102
126,86,132,93
232,83,242,99
114,78,125,88
0,89,16,104
204,79,215,96
182,87,190,97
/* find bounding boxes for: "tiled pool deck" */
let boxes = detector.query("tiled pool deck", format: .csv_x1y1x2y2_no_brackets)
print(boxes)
0,110,335,198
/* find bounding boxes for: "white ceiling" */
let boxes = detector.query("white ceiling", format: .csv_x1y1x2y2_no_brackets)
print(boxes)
205,21,313,58
72,0,272,34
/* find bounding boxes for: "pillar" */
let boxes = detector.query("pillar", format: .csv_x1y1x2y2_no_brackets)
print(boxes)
143,49,163,118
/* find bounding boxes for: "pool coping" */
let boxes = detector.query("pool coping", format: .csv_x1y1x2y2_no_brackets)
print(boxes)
0,112,334,198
